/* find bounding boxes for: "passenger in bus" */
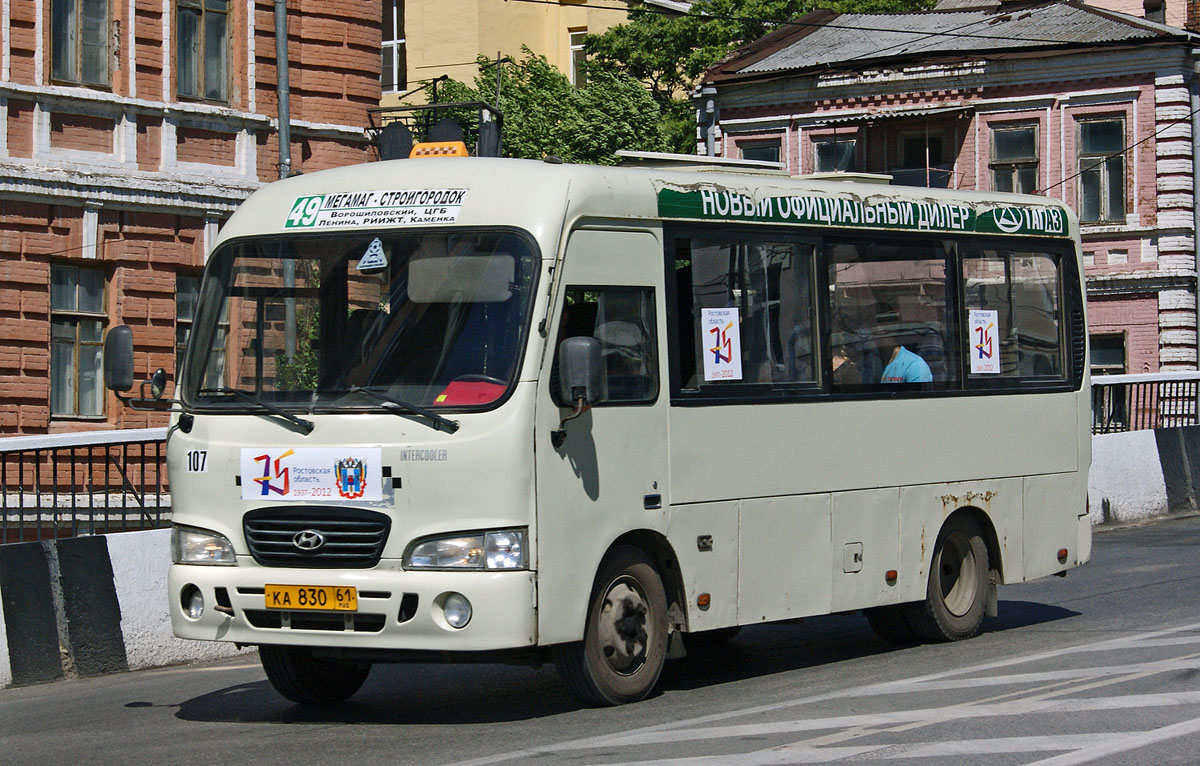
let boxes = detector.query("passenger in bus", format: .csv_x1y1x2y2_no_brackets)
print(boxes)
830,336,861,390
879,337,933,384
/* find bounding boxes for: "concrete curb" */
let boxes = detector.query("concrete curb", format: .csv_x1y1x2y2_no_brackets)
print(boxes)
0,529,245,688
1089,426,1200,525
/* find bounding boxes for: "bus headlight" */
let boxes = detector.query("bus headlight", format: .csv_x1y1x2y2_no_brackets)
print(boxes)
171,525,237,565
406,529,527,570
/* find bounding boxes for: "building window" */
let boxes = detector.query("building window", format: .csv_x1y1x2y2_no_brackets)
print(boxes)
894,132,950,188
569,29,587,87
50,265,106,417
177,274,227,389
814,138,855,172
1090,334,1126,376
1078,119,1126,223
382,0,406,92
177,0,229,102
51,0,110,86
991,125,1038,194
1144,0,1165,23
1090,333,1126,430
740,141,781,163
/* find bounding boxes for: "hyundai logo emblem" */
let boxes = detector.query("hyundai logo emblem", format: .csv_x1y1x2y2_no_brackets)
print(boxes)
292,529,326,551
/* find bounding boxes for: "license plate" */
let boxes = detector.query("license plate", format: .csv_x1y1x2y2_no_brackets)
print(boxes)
264,584,357,611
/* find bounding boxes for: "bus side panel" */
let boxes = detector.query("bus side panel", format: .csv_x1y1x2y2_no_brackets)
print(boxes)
738,494,832,623
898,478,1025,597
668,501,739,631
830,489,901,613
1023,473,1087,580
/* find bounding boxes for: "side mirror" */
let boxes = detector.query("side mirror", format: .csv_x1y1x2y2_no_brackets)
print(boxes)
150,368,168,400
552,337,603,448
103,325,134,392
557,336,604,406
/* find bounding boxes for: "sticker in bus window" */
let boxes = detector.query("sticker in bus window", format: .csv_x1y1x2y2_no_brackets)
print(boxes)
969,309,1001,375
357,237,388,272
702,307,742,381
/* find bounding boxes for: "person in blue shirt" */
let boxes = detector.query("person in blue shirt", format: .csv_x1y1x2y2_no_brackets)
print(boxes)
880,342,932,384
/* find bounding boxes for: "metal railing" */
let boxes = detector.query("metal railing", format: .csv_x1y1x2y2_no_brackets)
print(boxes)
1,428,169,544
1091,371,1200,434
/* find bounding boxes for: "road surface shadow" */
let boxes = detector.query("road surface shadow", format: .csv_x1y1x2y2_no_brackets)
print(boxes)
169,600,1078,725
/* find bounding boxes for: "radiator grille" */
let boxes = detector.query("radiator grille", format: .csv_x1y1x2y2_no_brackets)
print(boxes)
243,507,390,568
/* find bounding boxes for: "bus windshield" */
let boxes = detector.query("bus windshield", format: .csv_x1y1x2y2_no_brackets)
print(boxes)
181,228,539,411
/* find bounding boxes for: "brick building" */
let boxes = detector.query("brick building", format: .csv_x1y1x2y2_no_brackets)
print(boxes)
698,0,1200,377
0,0,379,436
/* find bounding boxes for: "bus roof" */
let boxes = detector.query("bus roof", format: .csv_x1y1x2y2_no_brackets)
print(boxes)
213,156,1079,250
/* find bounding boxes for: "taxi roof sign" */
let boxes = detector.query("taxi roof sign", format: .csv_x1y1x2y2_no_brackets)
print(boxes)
409,141,470,158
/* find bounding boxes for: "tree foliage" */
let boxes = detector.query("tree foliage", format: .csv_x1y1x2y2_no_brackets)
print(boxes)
586,0,933,151
437,48,667,165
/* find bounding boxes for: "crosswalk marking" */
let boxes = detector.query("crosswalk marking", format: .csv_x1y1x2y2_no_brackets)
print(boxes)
450,622,1200,766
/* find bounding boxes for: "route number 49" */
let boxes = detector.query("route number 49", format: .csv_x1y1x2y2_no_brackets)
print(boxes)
286,196,324,227
186,450,208,473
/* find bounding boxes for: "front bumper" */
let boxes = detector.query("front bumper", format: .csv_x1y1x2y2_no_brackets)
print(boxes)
168,560,537,651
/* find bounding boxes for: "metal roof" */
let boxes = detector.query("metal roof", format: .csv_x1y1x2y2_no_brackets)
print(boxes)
722,2,1190,78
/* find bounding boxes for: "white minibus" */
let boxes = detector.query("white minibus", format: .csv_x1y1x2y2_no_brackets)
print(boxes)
106,150,1091,706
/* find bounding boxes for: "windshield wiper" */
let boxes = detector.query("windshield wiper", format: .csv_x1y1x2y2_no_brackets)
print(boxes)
344,386,460,434
199,388,315,435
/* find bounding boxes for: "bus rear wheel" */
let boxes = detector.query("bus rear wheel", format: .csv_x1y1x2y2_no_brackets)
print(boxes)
553,545,668,706
259,645,371,704
909,516,990,642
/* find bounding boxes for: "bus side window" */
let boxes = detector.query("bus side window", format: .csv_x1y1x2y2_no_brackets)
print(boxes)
552,286,658,406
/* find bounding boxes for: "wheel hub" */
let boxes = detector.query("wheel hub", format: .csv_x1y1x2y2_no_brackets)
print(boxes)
596,581,648,674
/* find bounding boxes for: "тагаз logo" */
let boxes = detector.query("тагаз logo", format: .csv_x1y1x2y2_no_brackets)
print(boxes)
994,207,1025,234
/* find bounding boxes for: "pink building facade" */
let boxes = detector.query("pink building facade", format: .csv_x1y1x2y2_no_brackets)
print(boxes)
699,1,1200,375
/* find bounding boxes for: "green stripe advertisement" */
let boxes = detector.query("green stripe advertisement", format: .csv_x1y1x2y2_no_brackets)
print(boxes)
657,188,1069,238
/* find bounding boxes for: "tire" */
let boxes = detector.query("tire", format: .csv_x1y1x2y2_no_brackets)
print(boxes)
259,645,372,704
553,545,668,706
907,515,990,642
864,604,919,645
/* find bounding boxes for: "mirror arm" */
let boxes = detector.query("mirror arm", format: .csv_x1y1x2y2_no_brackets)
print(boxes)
550,396,590,449
114,376,181,411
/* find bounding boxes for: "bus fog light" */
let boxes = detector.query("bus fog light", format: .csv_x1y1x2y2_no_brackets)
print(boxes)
182,584,204,620
443,593,472,628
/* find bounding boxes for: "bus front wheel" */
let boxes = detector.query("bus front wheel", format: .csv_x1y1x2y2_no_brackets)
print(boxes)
910,515,990,642
259,645,371,704
553,545,668,706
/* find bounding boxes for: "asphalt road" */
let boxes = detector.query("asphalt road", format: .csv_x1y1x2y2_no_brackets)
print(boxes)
4,516,1200,765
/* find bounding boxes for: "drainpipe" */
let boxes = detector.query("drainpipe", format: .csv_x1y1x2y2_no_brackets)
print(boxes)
276,0,295,357
275,0,292,180
1192,52,1200,370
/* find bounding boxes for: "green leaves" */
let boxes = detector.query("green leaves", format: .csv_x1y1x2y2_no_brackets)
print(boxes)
437,48,667,165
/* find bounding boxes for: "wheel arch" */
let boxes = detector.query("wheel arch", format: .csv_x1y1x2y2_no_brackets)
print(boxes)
610,529,689,632
941,505,1004,584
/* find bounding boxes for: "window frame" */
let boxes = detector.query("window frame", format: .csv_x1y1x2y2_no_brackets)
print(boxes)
176,0,231,103
959,241,1072,391
382,0,407,93
990,124,1039,194
893,130,952,188
50,263,107,419
1077,117,1127,224
813,137,857,173
665,223,822,404
50,0,111,87
664,223,1081,406
551,284,659,408
738,140,782,164
569,28,587,87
